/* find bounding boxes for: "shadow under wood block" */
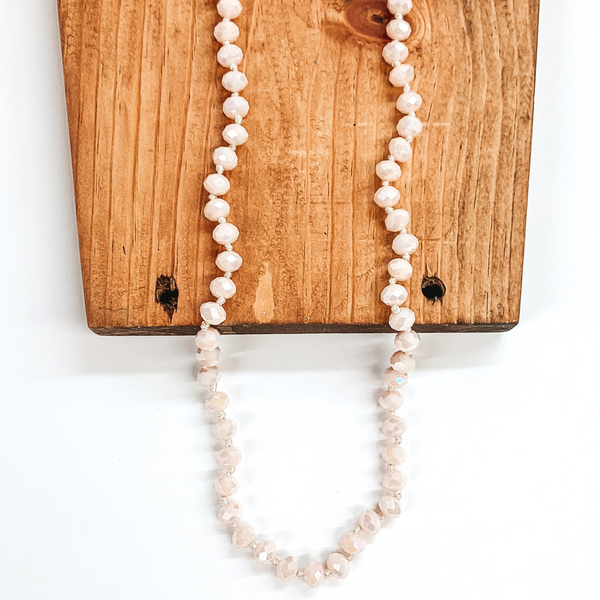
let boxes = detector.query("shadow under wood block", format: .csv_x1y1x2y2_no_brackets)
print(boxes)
57,0,539,336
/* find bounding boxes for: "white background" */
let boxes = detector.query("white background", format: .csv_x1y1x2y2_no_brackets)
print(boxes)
1,1,599,599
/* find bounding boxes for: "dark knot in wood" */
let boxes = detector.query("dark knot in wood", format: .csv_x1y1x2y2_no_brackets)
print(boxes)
345,0,391,42
155,275,179,318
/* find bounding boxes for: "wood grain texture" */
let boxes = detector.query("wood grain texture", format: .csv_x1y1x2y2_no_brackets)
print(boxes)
57,0,539,335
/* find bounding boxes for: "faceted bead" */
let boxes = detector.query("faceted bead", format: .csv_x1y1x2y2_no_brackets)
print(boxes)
384,367,409,389
232,524,255,548
389,307,415,331
381,283,408,306
217,0,243,19
326,552,349,579
392,232,419,255
385,208,410,232
204,173,230,196
390,350,416,373
222,71,248,93
387,18,411,41
213,146,238,170
214,474,239,496
304,561,325,587
388,258,413,280
382,40,408,64
378,389,404,411
388,0,412,15
197,366,221,387
204,198,230,222
276,556,299,581
206,392,229,412
253,540,277,564
374,185,400,208
383,470,408,491
339,532,366,555
382,415,407,437
397,115,423,138
376,159,402,182
378,495,402,518
216,446,242,468
394,329,421,353
382,443,407,465
217,44,243,68
223,95,249,119
195,327,221,350
218,500,243,524
210,276,237,299
200,302,226,325
212,419,237,441
358,509,381,536
390,64,414,87
216,251,243,272
213,222,240,245
222,123,248,146
397,91,423,113
389,137,413,162
197,347,221,367
214,20,239,43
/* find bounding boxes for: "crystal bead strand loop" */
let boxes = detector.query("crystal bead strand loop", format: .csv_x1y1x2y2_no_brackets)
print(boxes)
196,0,422,586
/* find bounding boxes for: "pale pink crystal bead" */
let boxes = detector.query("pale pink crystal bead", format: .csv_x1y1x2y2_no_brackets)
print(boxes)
218,500,243,524
223,95,249,119
195,327,221,350
326,552,349,579
397,115,423,138
217,0,243,19
232,524,255,548
382,40,408,64
217,44,243,68
206,392,229,412
390,350,416,373
197,347,221,367
376,159,402,182
382,415,407,438
198,367,221,387
203,173,230,196
304,561,325,587
204,198,230,222
222,71,248,93
378,389,404,411
216,446,242,468
389,307,415,332
382,443,407,465
392,232,419,256
253,540,276,564
210,276,237,299
378,495,402,518
213,222,239,245
394,329,421,353
397,91,423,113
216,251,243,272
213,146,238,170
222,123,248,146
339,531,366,555
383,470,408,491
212,419,237,441
390,64,414,87
200,302,226,325
384,366,409,389
385,208,410,232
387,18,411,41
276,556,299,581
358,509,381,536
389,137,412,162
388,0,412,15
374,185,400,208
381,283,408,306
214,20,239,43
214,474,239,496
388,258,413,280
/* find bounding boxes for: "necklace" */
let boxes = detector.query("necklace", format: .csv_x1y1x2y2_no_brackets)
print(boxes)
195,0,422,586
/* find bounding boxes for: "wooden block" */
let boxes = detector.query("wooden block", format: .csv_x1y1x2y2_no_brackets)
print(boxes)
57,0,539,335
